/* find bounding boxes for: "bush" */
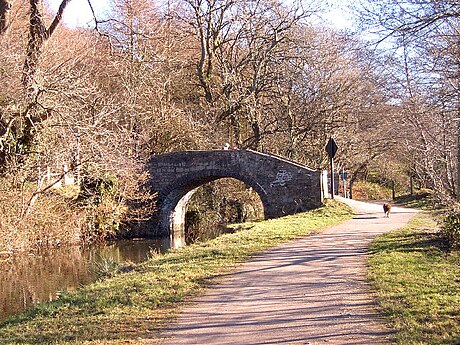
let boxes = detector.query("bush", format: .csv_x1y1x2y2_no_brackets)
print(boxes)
0,183,85,254
352,180,392,200
0,167,156,255
78,174,126,241
440,211,460,250
79,170,156,242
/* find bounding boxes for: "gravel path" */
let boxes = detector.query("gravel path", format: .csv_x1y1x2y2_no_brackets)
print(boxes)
156,198,418,345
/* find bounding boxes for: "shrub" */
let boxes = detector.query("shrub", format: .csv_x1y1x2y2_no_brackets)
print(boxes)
352,180,392,200
79,174,126,241
0,168,155,255
79,170,156,242
440,211,460,250
0,183,85,254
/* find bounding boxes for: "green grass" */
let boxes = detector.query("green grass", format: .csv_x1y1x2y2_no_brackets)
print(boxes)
394,190,440,211
0,200,353,345
368,213,460,345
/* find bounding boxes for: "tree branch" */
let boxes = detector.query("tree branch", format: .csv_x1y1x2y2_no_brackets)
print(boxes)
46,0,71,38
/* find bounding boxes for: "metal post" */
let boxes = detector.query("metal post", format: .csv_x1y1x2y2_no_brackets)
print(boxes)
410,174,413,196
325,137,338,199
330,157,335,199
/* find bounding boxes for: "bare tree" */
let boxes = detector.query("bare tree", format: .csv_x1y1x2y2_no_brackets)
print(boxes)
357,0,460,202
0,0,74,174
177,0,321,149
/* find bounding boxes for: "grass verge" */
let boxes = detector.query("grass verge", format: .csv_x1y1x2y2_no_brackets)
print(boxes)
0,200,353,345
368,213,460,345
394,190,443,212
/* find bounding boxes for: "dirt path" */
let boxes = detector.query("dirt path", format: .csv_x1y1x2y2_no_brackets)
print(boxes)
156,198,418,345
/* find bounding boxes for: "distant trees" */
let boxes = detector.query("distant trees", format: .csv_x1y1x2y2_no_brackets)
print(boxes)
174,0,390,170
0,0,396,180
356,0,460,202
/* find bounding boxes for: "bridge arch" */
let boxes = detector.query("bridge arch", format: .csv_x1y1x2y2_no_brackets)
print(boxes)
147,150,323,247
157,170,270,247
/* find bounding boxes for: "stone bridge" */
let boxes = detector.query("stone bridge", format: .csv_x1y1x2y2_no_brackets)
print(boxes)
147,150,324,247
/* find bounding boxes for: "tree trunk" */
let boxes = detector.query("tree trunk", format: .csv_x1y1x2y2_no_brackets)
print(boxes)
22,0,47,96
230,114,241,148
457,121,460,201
0,0,11,34
23,0,71,97
457,37,460,202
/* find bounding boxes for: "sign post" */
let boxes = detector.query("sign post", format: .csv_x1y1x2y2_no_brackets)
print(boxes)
340,169,348,198
325,137,338,199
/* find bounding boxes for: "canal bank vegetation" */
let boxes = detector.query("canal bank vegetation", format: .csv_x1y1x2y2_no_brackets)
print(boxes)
0,169,156,257
0,200,353,344
394,191,460,252
0,180,84,255
368,213,460,345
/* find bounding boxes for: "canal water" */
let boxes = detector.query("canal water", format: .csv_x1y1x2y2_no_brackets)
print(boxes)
0,239,168,322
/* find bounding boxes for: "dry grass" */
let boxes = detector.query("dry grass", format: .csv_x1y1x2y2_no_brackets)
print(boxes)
0,184,85,255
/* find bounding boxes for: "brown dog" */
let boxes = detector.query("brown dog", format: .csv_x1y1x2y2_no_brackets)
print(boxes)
383,202,392,217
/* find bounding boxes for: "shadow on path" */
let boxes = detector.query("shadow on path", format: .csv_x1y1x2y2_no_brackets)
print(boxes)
154,198,418,345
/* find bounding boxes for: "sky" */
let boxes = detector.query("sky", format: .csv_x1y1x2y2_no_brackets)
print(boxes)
46,0,111,28
46,0,355,30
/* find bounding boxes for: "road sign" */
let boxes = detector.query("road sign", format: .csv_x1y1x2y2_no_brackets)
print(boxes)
325,137,338,199
325,137,338,159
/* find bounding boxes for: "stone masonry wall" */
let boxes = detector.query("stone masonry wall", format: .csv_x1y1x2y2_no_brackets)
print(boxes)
146,149,323,243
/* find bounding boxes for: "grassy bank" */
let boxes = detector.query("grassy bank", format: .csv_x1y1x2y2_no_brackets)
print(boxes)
0,200,353,345
368,213,460,345
394,191,437,210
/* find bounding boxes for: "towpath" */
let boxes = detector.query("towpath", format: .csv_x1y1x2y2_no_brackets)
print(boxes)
156,198,418,345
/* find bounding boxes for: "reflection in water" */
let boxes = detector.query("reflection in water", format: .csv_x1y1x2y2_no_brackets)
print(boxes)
0,239,167,322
